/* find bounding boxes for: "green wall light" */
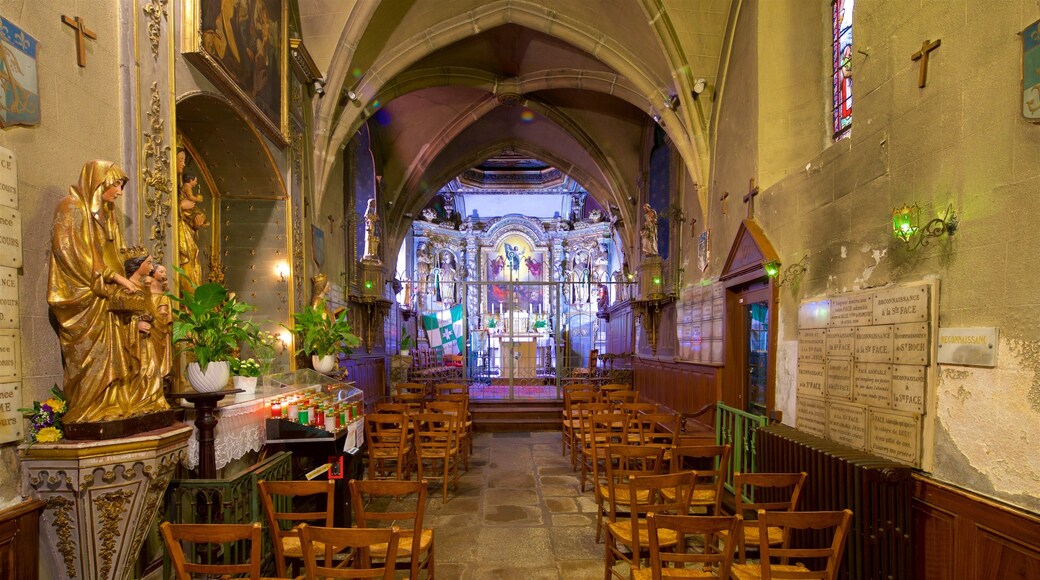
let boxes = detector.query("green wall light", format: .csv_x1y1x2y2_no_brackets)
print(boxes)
892,203,957,250
364,280,374,290
763,259,781,279
652,276,662,285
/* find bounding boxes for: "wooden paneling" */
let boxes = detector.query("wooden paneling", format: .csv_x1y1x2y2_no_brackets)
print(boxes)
344,355,387,407
604,302,634,355
633,358,720,429
0,499,44,580
913,475,1040,580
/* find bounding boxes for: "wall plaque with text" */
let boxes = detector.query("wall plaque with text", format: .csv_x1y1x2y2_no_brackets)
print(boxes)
0,146,16,209
0,207,20,268
797,363,826,398
826,359,853,400
827,327,855,358
829,293,873,327
855,325,894,363
796,396,828,437
0,331,19,380
869,410,920,465
0,267,16,329
893,323,929,365
828,403,867,449
873,285,929,325
798,329,827,362
854,362,891,408
937,327,998,367
891,364,926,413
0,381,21,444
798,299,830,329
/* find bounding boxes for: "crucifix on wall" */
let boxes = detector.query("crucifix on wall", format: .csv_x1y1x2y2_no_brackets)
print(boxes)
743,178,760,219
61,15,97,67
719,191,729,214
911,38,941,88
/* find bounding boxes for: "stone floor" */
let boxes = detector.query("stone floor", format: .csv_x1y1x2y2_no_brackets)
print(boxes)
412,430,620,579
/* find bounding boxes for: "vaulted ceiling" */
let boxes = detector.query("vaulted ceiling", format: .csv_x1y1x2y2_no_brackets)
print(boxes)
300,0,733,250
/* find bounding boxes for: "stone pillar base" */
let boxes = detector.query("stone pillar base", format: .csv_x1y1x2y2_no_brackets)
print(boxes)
19,424,191,580
639,255,664,299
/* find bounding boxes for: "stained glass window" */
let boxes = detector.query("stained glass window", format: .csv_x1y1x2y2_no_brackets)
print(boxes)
833,0,854,139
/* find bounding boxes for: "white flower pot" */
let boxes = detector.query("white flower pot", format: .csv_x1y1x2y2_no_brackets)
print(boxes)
232,375,258,393
186,361,231,393
312,354,337,374
401,348,410,356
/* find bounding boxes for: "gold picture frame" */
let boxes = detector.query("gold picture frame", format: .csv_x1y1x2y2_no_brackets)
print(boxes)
181,0,289,146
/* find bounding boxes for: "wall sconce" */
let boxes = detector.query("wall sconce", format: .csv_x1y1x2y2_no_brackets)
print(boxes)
763,254,809,288
364,279,374,290
652,275,662,286
892,203,957,250
277,331,293,355
275,261,290,283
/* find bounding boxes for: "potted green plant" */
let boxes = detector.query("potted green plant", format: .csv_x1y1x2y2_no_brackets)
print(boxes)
289,300,360,373
169,271,257,392
230,358,261,393
400,332,413,356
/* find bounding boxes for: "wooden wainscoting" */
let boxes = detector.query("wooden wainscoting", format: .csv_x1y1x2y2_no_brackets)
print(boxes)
343,355,387,408
603,300,634,355
913,475,1040,580
633,358,720,430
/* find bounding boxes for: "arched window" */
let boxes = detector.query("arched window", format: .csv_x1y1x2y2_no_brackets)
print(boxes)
832,0,854,140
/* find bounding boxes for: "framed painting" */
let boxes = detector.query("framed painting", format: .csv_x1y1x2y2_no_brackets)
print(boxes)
697,229,710,272
182,0,288,145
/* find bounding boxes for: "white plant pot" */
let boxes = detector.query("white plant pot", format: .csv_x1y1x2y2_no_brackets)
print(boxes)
186,361,231,393
400,348,410,356
232,375,258,393
312,354,337,374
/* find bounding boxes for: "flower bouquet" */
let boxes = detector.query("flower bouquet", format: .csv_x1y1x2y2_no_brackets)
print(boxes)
230,358,261,393
19,385,68,442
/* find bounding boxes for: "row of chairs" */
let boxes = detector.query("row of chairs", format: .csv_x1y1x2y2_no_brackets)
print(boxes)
162,478,434,579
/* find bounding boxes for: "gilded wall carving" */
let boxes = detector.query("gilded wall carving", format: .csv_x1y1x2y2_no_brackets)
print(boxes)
142,0,168,60
94,489,133,579
142,82,172,261
46,496,78,578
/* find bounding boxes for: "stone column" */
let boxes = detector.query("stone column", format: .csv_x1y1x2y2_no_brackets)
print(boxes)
464,234,479,330
20,424,191,580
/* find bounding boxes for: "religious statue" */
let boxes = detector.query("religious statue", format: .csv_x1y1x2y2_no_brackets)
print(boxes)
433,251,457,304
588,209,604,223
178,172,208,293
593,243,609,282
47,161,162,423
311,273,332,309
641,203,659,256
121,249,171,414
415,242,432,302
572,252,591,304
421,208,437,222
597,284,610,311
363,198,380,259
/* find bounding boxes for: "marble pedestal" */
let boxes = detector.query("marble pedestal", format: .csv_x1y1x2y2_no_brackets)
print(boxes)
19,424,191,580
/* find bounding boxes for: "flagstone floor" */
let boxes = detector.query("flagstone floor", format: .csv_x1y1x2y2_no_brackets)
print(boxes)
417,430,619,579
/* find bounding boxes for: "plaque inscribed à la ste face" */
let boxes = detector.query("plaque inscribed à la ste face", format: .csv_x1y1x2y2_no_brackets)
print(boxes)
827,327,855,358
869,410,920,465
854,362,892,408
0,207,20,268
891,364,926,413
828,403,867,449
0,331,19,380
798,329,827,362
893,323,930,365
0,382,21,444
829,293,873,327
873,285,929,325
797,363,826,398
796,396,828,437
0,267,16,329
855,325,894,363
0,146,16,208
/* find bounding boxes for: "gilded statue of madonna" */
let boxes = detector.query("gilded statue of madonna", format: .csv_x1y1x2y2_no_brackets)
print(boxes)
47,161,165,424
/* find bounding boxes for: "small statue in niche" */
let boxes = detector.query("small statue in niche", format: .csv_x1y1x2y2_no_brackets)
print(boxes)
641,203,659,257
178,172,208,292
363,198,380,259
588,209,604,223
433,251,457,304
597,284,610,311
415,241,432,299
593,242,609,282
421,208,437,222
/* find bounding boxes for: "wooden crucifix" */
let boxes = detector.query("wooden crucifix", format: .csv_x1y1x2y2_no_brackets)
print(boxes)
743,178,760,219
719,192,729,214
911,38,941,88
61,15,97,67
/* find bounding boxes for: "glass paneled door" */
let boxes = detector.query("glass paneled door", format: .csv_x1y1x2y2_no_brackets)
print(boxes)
743,288,770,417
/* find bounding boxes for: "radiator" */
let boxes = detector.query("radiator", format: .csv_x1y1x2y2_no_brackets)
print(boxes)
757,424,913,580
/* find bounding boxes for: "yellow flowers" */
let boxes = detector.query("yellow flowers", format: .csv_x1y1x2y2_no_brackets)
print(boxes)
45,398,66,413
35,427,63,442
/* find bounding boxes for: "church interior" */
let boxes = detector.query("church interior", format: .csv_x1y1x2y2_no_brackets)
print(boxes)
0,0,1038,578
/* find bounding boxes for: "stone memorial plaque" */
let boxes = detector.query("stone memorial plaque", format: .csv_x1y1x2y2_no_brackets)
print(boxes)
937,327,999,367
798,299,830,329
0,267,16,329
828,403,867,449
0,381,21,444
826,359,853,400
855,325,894,363
827,327,856,358
710,339,723,363
0,331,18,380
711,283,724,299
0,207,20,268
891,364,926,413
711,297,723,317
869,410,920,466
893,323,929,365
0,146,16,209
687,304,701,322
854,362,892,408
711,317,723,338
797,363,826,398
701,319,713,340
798,329,827,362
796,396,827,437
873,285,929,325
829,292,873,327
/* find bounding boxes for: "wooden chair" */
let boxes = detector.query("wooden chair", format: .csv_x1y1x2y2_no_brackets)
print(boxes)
349,478,434,579
632,514,741,579
372,401,412,415
723,472,808,563
392,392,426,414
427,399,470,471
627,412,679,449
298,523,400,579
579,410,627,493
412,412,462,501
393,382,428,398
666,444,731,516
597,444,665,543
160,521,280,580
572,402,614,472
730,509,853,580
365,412,414,480
258,479,335,578
434,382,468,397
436,392,473,458
602,389,639,405
561,388,598,466
604,470,696,579
618,402,658,416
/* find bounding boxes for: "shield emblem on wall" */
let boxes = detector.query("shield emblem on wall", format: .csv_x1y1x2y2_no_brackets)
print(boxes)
311,225,325,267
0,18,40,128
1023,20,1040,121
